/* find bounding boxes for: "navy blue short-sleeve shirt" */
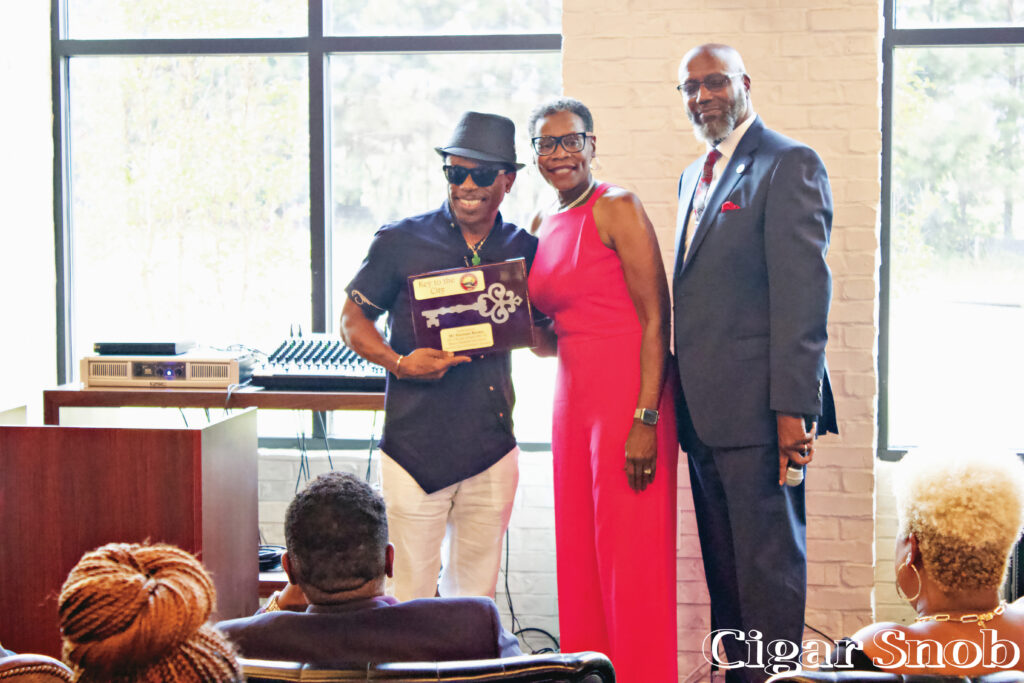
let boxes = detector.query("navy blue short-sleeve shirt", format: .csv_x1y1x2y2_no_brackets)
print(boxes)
345,201,538,493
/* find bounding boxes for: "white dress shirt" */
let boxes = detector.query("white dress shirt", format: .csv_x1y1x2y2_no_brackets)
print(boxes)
684,112,757,260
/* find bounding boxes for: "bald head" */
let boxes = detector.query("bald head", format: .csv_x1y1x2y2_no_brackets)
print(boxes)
678,44,752,144
681,44,747,76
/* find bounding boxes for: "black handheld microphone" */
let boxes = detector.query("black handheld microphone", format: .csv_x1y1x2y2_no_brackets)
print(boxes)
785,415,816,487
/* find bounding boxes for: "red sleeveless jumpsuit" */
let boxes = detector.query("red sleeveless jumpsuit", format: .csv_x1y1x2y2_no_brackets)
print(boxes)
528,183,678,682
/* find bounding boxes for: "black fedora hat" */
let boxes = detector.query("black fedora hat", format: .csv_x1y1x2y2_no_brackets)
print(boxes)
434,111,525,170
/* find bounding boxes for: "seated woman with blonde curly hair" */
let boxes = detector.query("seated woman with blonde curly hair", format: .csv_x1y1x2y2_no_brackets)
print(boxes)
58,542,243,682
834,449,1024,675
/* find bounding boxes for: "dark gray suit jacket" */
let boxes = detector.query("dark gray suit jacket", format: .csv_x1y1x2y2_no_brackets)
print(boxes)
673,116,837,449
216,595,521,666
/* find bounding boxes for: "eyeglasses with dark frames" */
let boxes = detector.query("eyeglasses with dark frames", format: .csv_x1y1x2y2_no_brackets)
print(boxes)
442,165,507,187
676,73,743,97
531,132,591,156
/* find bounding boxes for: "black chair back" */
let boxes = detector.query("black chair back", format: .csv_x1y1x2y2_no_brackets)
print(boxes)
766,670,1024,683
241,651,614,682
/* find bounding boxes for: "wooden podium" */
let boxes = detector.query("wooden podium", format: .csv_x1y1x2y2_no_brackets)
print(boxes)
0,410,258,657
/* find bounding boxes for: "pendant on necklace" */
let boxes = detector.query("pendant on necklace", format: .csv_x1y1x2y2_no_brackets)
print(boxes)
471,253,481,266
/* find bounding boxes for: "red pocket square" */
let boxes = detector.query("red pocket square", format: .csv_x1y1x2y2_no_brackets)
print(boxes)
721,201,741,213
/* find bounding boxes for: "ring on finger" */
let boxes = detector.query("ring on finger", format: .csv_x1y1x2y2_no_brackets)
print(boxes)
643,468,653,475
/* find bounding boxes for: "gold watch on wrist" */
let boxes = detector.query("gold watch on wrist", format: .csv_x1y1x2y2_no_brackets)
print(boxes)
634,408,659,426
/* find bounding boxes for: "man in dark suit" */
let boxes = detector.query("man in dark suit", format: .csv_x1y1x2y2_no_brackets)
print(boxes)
672,44,837,682
216,472,521,665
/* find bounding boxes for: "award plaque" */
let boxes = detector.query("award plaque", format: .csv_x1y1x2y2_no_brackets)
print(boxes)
407,258,535,355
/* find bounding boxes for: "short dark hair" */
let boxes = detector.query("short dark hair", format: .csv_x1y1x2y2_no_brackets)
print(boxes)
527,97,594,137
284,472,388,594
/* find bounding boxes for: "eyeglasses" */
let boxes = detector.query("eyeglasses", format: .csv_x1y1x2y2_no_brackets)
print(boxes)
676,73,743,97
531,132,591,156
442,165,507,187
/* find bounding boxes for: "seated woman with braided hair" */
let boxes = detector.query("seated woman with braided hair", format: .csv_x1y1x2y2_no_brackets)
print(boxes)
830,449,1024,675
58,542,243,682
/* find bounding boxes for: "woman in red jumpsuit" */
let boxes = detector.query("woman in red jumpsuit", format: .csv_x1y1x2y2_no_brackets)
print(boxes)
527,97,678,682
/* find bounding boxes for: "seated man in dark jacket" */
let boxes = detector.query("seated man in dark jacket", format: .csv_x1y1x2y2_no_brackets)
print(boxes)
216,471,521,664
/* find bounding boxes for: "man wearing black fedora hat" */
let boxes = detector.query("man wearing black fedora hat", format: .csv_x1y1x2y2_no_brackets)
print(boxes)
340,112,537,602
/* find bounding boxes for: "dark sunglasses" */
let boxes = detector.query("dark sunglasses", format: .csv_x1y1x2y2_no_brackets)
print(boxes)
676,73,743,97
442,164,506,187
531,132,590,156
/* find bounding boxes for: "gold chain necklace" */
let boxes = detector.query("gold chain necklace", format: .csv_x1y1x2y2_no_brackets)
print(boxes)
559,180,597,212
915,601,1006,628
467,232,489,266
450,216,491,266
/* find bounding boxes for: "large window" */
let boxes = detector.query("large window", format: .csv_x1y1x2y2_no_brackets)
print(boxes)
881,1,1024,456
69,55,310,356
52,2,561,441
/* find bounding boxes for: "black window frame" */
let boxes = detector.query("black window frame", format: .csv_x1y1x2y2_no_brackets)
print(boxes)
878,0,1024,460
49,1,561,384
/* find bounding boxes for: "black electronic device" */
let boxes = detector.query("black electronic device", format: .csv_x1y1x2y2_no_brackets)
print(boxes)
94,340,196,355
250,334,386,392
259,545,285,572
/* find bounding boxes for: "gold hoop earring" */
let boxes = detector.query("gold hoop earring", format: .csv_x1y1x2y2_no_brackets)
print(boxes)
895,559,921,602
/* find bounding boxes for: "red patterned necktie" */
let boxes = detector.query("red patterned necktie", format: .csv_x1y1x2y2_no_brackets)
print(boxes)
685,148,722,259
693,148,722,223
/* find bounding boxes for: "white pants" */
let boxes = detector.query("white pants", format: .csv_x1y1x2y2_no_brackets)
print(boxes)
380,447,519,602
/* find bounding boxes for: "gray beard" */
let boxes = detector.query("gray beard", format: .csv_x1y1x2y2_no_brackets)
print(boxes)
689,96,745,145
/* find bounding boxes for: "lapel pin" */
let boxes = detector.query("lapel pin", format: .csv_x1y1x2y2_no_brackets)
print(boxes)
736,163,746,174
